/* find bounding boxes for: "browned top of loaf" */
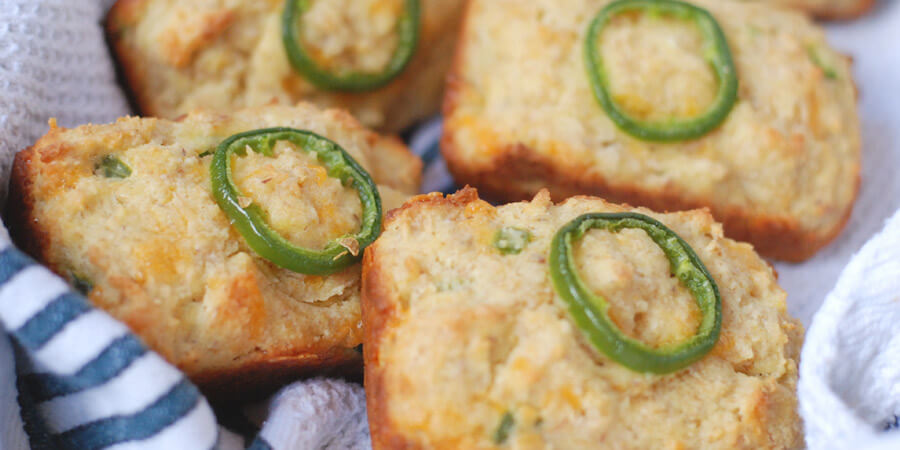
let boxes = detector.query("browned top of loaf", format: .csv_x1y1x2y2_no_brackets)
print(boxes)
442,0,860,262
7,104,421,397
106,0,465,132
363,188,803,449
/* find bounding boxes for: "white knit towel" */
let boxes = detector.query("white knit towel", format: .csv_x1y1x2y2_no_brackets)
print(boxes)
800,209,900,449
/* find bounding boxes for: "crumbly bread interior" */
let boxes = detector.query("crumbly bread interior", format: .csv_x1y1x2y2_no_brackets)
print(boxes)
364,189,804,449
443,0,860,261
10,104,421,389
107,0,465,132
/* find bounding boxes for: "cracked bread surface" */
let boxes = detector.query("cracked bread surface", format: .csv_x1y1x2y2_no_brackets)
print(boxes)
442,0,860,262
7,103,421,400
362,188,803,449
106,0,466,133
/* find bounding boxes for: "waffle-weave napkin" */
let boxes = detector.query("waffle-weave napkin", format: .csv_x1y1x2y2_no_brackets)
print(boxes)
800,209,900,449
0,0,898,448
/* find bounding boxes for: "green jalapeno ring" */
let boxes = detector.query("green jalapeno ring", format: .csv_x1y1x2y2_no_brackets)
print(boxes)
549,212,722,374
210,127,383,276
584,0,738,141
281,0,421,92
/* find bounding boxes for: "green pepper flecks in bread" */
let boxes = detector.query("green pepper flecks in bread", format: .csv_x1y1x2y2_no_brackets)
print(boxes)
493,412,515,444
95,155,132,179
807,44,839,80
492,227,532,255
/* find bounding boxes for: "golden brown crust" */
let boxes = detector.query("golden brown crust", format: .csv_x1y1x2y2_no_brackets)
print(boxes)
106,0,158,117
196,348,361,404
441,137,858,262
441,0,860,263
106,0,146,27
797,0,876,20
439,0,475,121
362,189,478,450
105,0,466,132
7,146,46,262
362,237,412,450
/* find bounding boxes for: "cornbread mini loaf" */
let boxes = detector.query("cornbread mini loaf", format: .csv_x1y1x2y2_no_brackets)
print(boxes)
7,104,421,399
362,188,804,449
106,0,465,132
443,0,860,262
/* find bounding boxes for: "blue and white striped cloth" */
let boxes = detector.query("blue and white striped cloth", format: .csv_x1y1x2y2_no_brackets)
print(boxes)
0,246,216,448
406,119,457,195
0,235,219,449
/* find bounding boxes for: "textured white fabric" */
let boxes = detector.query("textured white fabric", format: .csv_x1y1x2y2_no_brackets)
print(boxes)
254,379,371,450
0,330,28,450
800,209,900,449
0,0,129,203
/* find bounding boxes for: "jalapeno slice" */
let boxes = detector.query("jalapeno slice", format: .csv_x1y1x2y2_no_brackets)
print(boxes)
281,0,421,92
549,212,721,373
584,0,738,141
210,128,382,276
